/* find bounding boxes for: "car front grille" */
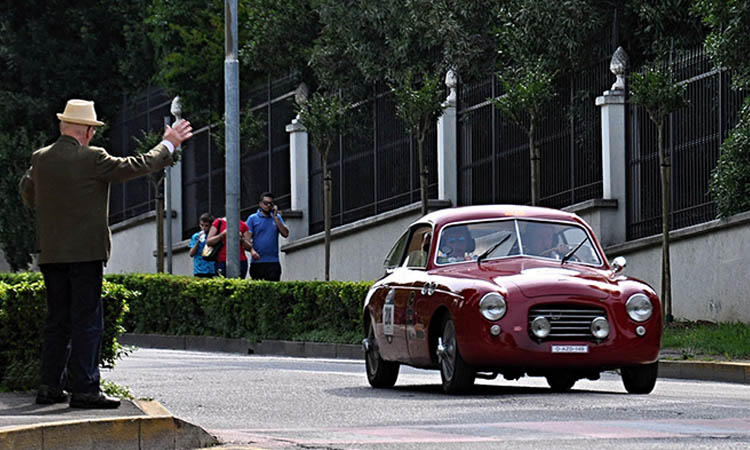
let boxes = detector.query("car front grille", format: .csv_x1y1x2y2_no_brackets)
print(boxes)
528,304,607,342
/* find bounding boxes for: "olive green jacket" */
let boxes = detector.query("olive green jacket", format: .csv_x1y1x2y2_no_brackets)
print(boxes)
19,134,173,265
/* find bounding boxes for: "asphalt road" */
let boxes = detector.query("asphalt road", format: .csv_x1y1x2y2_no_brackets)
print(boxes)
104,348,750,449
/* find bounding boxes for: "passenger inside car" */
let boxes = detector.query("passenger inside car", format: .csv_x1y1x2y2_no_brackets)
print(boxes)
437,225,476,263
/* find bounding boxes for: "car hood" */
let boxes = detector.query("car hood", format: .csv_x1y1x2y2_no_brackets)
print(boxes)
435,259,619,300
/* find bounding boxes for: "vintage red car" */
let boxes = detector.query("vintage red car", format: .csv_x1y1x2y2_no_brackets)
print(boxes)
362,205,662,394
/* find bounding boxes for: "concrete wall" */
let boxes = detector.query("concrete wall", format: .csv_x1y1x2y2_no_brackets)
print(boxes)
604,211,750,323
105,211,193,276
279,202,444,282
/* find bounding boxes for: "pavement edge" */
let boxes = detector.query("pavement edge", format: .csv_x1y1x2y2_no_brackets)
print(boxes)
0,399,217,450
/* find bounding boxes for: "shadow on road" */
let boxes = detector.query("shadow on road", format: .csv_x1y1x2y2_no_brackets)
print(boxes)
326,382,623,400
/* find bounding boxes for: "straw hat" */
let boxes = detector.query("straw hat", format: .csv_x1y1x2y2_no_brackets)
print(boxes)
56,99,105,126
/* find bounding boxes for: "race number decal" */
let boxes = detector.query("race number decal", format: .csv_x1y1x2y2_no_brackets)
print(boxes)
383,304,394,337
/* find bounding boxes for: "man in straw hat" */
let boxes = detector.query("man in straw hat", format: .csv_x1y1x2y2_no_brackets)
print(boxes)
19,99,193,408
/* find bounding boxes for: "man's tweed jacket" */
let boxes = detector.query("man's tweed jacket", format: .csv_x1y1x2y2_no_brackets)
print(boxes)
20,134,172,265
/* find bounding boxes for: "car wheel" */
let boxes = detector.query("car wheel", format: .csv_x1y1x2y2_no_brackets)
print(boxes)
438,318,475,394
364,319,400,388
545,373,577,392
621,361,658,394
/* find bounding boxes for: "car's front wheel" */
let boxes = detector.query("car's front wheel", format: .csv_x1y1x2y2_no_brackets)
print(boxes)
621,361,658,394
364,319,399,388
437,318,475,394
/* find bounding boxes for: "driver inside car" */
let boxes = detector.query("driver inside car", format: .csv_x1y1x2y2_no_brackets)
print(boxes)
437,225,476,263
522,221,569,260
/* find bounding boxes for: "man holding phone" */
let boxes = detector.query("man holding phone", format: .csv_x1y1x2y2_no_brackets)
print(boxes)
246,192,289,281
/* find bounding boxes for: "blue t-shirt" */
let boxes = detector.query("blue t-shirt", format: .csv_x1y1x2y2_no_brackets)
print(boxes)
246,209,286,264
189,231,216,275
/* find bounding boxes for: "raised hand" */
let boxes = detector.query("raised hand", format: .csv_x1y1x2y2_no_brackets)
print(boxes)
163,119,194,147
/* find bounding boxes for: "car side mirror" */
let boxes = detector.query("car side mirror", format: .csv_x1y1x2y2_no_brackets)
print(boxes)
611,256,627,276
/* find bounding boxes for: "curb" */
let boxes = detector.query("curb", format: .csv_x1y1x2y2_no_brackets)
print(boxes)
120,333,364,359
658,360,750,384
0,399,216,450
121,333,750,385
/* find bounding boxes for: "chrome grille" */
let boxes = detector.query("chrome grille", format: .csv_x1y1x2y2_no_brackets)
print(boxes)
528,305,607,341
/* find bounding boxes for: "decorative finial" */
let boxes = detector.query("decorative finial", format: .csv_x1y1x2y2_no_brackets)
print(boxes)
294,82,310,106
445,69,457,106
170,96,182,120
609,47,629,91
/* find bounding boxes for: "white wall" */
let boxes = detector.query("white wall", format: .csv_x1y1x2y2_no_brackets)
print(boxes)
280,206,426,281
604,211,750,323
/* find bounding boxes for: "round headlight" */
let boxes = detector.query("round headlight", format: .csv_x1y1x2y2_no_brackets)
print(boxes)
626,293,653,322
531,316,551,338
479,293,507,321
590,316,610,339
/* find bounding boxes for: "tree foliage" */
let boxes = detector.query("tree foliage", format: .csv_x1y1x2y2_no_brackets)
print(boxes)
710,98,750,218
694,0,750,218
629,65,688,129
0,0,154,271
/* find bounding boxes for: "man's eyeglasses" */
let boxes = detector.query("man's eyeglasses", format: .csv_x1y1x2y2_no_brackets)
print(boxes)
445,236,466,244
261,200,273,206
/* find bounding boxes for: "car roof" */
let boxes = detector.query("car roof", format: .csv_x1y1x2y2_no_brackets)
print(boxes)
418,205,585,229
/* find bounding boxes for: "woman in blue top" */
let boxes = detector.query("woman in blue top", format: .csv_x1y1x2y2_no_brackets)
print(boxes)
188,213,216,277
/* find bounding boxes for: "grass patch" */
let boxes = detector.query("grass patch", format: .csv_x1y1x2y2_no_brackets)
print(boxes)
661,321,750,361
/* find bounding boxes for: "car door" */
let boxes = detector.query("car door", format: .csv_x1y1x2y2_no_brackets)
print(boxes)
400,224,435,366
369,230,411,362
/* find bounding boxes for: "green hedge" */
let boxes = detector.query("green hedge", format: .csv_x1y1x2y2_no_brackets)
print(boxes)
0,277,132,391
0,272,372,390
104,274,372,344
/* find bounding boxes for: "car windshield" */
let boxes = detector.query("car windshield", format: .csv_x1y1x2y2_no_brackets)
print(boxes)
435,219,602,266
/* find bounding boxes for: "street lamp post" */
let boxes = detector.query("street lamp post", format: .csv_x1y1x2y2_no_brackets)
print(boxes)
224,0,241,278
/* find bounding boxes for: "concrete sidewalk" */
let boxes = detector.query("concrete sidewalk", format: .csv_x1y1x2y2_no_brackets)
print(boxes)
0,393,215,450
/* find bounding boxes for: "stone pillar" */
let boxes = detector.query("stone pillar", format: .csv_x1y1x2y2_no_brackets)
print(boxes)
594,47,629,246
437,70,458,207
286,117,309,239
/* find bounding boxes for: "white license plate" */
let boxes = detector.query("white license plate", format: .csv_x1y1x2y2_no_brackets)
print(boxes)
551,345,589,353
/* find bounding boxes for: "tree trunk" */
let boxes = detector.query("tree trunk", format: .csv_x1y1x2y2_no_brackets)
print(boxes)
657,121,672,322
322,148,332,281
154,175,165,273
529,114,540,206
418,125,428,217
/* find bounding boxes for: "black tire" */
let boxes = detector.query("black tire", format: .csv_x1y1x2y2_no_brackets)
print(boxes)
621,361,658,394
545,373,577,392
364,319,400,388
438,318,475,394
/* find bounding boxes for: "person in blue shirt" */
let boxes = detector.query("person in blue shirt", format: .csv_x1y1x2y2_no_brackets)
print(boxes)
188,213,216,277
246,192,289,281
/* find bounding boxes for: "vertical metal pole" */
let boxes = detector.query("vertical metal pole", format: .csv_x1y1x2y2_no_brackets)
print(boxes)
225,0,241,278
164,116,173,274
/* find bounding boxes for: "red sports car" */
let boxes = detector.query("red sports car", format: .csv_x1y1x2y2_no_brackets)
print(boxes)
362,205,662,394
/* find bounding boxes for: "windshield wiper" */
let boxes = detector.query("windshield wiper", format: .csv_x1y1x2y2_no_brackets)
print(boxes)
477,234,511,266
561,236,589,266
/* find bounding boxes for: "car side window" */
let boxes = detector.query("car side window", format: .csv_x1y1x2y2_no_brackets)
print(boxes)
384,231,410,270
404,226,433,269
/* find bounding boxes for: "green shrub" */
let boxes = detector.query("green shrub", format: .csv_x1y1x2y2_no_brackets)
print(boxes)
104,274,372,344
0,279,131,391
710,97,750,218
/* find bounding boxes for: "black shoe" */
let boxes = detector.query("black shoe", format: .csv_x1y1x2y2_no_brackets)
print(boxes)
36,385,68,405
69,392,121,409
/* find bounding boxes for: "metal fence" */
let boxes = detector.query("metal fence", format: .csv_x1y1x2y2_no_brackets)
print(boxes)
109,75,296,240
108,86,172,225
308,88,438,234
181,74,296,239
457,42,613,209
626,48,747,240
